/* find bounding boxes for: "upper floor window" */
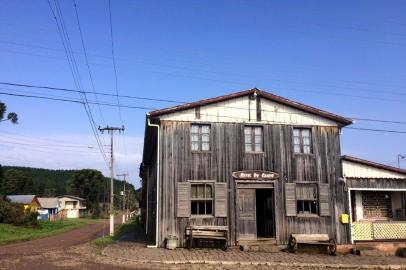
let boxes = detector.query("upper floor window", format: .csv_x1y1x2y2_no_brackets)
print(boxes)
191,124,210,151
191,183,213,215
244,126,263,152
293,128,312,154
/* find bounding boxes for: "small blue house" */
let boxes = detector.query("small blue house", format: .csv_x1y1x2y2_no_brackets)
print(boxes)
37,197,59,221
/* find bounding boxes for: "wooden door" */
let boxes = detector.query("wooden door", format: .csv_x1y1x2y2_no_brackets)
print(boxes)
237,189,256,240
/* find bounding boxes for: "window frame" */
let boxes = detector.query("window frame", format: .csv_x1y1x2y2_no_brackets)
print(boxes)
293,127,313,155
295,183,319,216
244,125,264,153
191,124,211,152
189,181,214,217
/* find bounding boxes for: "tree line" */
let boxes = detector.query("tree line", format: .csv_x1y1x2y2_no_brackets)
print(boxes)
0,165,140,216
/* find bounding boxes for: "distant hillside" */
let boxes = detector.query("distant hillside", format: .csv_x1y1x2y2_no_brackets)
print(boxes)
2,166,137,198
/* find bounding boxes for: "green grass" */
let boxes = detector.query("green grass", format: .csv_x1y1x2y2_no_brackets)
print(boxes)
91,219,139,255
0,218,97,245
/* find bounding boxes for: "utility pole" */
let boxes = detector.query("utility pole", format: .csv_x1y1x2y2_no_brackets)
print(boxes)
98,125,125,236
117,173,128,224
127,189,131,220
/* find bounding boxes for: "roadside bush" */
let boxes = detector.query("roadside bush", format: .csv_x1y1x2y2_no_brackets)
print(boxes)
21,210,38,227
0,198,16,224
0,198,38,227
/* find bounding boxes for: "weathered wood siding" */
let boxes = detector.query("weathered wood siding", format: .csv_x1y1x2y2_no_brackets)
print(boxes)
157,121,348,247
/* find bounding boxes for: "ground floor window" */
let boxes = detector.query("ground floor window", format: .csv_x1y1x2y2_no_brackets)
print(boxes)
362,191,392,220
191,183,213,215
296,183,318,215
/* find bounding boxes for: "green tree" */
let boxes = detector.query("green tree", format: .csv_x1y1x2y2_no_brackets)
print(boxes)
0,165,4,195
0,101,18,124
68,169,103,216
2,169,33,195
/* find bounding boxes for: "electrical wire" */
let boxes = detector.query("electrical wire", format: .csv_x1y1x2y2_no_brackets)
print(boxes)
47,0,109,167
2,90,406,134
72,0,106,125
3,82,406,126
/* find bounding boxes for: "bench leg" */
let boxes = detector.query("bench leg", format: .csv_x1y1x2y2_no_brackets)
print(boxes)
288,236,297,253
188,235,193,250
221,239,228,251
327,239,337,256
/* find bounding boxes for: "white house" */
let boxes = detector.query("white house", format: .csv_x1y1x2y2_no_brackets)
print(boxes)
58,195,87,218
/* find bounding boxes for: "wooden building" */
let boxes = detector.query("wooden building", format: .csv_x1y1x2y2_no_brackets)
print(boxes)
140,88,355,248
343,156,406,243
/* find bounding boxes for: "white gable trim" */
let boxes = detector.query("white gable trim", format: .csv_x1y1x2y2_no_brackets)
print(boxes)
343,160,406,179
159,95,338,126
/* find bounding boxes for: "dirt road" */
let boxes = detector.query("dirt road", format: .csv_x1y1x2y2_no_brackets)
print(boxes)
0,217,132,270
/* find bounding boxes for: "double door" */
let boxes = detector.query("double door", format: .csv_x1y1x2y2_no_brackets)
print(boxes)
237,188,275,240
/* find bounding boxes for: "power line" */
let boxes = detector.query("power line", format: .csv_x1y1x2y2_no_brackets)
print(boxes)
106,0,130,177
47,0,109,167
1,136,98,149
2,40,406,94
107,0,124,124
2,90,406,135
3,82,406,126
345,127,406,134
72,0,106,125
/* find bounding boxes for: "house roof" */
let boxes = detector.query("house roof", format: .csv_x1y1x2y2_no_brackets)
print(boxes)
342,155,406,175
6,195,37,204
58,195,86,201
148,88,353,126
38,197,59,209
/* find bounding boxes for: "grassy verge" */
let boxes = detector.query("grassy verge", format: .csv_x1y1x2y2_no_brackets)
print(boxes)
92,219,138,255
0,218,97,245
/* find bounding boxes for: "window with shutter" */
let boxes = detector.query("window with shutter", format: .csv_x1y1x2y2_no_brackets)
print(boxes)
177,182,190,217
296,183,318,215
190,183,213,216
215,183,227,217
319,183,330,216
285,183,296,216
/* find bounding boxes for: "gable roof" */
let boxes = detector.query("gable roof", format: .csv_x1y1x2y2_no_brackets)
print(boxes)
38,197,59,209
342,155,406,176
58,195,86,201
149,88,353,126
6,195,37,204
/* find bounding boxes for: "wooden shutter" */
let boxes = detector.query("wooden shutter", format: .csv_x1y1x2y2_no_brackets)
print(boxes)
285,183,296,216
319,183,330,216
215,182,227,217
177,182,190,217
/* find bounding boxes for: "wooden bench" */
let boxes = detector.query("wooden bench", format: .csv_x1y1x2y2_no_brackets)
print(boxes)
186,225,228,250
288,234,336,255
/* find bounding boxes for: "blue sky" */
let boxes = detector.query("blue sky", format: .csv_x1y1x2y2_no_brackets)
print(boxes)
0,0,405,187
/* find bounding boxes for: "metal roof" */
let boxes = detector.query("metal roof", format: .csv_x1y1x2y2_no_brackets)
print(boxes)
38,197,59,208
6,195,36,204
58,195,86,201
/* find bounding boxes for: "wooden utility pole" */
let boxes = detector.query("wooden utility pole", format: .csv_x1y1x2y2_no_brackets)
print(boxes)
117,173,128,223
98,125,124,236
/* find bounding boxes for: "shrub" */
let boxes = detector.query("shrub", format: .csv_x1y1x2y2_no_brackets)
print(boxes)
0,198,38,227
0,198,16,224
